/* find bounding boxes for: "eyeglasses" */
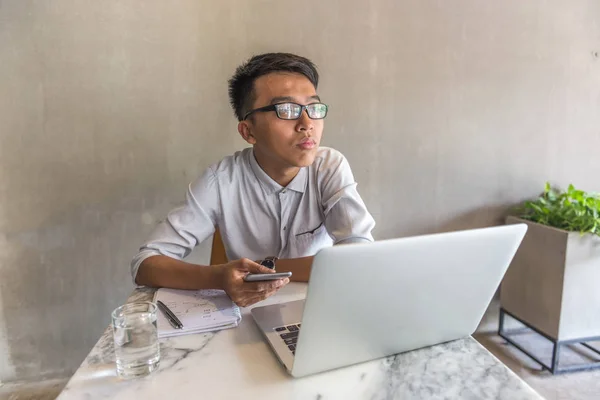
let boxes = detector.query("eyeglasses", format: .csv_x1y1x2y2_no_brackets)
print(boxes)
243,102,328,121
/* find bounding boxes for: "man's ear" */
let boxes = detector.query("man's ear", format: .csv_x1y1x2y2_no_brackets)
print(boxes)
238,120,257,145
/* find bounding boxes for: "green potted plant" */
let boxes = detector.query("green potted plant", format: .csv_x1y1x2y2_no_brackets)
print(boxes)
499,183,600,373
517,183,600,236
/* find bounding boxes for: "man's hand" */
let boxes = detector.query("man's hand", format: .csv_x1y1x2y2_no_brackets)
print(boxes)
219,258,290,307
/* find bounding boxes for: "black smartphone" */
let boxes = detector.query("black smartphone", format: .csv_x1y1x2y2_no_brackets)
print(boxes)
243,272,292,282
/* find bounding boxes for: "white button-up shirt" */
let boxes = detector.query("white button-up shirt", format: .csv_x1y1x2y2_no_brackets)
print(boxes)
131,147,376,281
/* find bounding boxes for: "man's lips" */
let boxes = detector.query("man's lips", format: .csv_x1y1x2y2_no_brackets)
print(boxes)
297,139,316,150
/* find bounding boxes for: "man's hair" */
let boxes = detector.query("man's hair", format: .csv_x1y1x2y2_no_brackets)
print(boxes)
228,53,319,121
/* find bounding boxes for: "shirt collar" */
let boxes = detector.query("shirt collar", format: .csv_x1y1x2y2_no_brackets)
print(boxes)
248,149,307,195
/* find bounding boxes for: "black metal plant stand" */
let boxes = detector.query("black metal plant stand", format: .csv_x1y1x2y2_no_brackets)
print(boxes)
498,308,600,374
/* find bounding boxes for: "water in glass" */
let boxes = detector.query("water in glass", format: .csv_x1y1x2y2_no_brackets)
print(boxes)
112,302,160,378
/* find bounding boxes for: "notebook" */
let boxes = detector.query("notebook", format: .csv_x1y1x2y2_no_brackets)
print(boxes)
152,288,242,338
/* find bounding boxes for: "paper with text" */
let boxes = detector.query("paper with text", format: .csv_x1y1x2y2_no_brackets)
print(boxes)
153,288,241,338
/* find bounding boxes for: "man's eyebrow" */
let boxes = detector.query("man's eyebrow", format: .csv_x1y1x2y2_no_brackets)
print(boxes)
269,95,321,104
269,96,295,104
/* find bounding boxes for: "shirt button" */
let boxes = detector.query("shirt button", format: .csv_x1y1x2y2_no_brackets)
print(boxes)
281,190,286,194
283,226,287,230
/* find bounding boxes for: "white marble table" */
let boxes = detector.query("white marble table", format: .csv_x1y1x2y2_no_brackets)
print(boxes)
57,283,543,400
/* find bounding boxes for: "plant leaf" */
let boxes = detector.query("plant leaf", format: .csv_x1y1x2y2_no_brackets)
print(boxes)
514,183,600,238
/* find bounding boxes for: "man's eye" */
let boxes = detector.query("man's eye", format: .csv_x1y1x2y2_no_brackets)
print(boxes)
277,104,295,118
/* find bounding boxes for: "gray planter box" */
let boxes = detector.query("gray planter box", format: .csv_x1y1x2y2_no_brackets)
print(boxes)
501,216,600,341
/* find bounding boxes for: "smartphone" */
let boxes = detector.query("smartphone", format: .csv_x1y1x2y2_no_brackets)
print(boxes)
243,272,292,282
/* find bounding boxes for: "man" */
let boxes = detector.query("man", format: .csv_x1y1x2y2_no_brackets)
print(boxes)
132,53,375,307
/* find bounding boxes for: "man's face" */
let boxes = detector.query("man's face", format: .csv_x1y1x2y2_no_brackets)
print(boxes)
239,72,324,169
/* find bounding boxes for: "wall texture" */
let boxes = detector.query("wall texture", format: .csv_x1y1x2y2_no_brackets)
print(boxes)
0,0,598,383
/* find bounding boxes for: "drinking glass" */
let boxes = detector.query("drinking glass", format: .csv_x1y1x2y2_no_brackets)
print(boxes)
111,301,160,378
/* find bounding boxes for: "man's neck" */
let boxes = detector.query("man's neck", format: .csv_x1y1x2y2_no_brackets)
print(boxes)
253,150,299,188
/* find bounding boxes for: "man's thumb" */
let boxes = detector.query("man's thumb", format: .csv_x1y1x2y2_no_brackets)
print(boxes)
246,261,275,274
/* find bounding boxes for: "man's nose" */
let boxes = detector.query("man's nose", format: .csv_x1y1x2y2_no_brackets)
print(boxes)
296,109,314,131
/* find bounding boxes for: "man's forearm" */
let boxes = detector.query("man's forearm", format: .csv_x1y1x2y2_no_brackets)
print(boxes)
275,256,314,282
136,254,314,288
135,255,224,290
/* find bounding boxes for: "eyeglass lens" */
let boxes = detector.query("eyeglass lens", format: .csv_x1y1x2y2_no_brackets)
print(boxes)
275,103,327,120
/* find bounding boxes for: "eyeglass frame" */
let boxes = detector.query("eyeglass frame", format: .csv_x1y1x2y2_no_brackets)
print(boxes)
242,102,329,121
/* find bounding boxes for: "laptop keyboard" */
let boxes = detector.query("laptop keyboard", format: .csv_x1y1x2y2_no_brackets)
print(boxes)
275,324,301,355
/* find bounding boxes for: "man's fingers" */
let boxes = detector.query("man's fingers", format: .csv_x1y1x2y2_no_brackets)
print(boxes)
255,279,289,297
242,279,287,293
230,272,290,307
239,281,273,292
258,278,288,290
244,286,281,306
233,279,290,306
234,293,266,307
236,283,287,306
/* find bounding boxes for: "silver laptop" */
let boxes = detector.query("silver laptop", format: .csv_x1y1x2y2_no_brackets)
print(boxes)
251,224,527,378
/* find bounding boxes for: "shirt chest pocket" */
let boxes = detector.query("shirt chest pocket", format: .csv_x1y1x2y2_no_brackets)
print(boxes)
292,222,332,257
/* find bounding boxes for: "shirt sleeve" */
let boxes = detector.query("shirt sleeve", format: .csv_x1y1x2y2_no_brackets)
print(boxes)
319,152,376,244
130,167,220,283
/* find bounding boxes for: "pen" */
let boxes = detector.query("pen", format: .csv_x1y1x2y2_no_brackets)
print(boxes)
157,300,184,329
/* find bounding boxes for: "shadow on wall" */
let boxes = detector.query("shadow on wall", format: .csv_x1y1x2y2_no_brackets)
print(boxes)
380,201,525,240
435,202,523,234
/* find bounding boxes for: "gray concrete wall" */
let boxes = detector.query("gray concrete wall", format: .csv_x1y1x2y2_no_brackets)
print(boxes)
0,0,598,383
